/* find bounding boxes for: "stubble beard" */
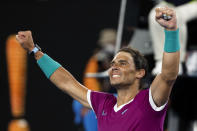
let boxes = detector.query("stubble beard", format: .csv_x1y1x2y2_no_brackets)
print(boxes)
110,81,133,90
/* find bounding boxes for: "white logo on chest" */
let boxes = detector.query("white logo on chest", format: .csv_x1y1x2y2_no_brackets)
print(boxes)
121,109,128,115
102,110,107,116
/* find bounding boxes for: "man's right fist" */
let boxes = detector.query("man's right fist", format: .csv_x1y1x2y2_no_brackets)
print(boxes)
16,31,35,53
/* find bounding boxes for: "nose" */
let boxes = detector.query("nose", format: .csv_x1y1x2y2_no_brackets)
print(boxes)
111,63,119,71
110,61,120,72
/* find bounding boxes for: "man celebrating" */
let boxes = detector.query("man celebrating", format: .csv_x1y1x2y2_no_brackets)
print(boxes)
16,7,180,131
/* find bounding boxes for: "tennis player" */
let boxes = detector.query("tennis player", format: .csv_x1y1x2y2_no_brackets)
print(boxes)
16,7,180,131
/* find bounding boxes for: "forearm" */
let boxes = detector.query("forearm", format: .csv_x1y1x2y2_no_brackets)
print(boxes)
161,29,180,80
34,51,90,108
50,67,90,108
162,52,180,80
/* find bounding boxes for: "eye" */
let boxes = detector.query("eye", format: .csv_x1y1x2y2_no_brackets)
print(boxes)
120,61,127,66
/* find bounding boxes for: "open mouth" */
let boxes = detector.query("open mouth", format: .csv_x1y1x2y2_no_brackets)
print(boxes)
112,74,120,78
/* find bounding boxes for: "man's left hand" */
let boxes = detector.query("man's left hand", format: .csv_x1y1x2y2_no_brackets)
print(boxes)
155,7,177,31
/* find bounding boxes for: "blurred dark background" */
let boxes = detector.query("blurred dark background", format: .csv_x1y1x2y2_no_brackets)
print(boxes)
0,0,197,131
0,0,120,130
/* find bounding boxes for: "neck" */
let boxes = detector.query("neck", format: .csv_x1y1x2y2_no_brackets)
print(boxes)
116,83,140,107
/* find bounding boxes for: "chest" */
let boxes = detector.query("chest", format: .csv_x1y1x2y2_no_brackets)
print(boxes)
97,103,147,131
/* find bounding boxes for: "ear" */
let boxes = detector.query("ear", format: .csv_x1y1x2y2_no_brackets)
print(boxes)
136,69,145,79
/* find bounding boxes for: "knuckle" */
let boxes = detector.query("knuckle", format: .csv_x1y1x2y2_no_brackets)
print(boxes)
18,31,23,34
27,30,32,34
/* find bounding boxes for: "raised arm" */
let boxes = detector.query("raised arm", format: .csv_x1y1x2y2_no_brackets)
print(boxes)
16,31,91,108
151,7,180,107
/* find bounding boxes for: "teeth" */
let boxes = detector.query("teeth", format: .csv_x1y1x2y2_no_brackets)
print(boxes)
112,75,120,78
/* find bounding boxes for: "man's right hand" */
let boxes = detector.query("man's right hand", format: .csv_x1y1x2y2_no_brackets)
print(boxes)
16,31,35,53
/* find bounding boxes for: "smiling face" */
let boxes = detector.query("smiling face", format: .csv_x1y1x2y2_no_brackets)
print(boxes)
108,51,137,88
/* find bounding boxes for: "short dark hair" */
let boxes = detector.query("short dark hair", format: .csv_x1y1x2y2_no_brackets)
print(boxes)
118,47,148,89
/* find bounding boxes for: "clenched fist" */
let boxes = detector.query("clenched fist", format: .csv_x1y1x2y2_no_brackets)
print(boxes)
16,31,35,53
155,7,177,30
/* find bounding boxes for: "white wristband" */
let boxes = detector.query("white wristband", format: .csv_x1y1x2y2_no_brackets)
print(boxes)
32,47,39,53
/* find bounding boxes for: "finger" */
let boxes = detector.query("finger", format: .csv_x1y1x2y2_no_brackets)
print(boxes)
16,35,23,41
16,35,19,40
155,7,166,19
18,31,27,38
167,9,175,17
157,7,174,20
156,12,163,19
156,7,166,12
164,9,175,21
162,9,170,20
163,10,170,16
15,35,21,43
156,7,169,15
17,34,26,40
18,31,31,35
18,31,25,35
26,31,32,35
16,34,25,43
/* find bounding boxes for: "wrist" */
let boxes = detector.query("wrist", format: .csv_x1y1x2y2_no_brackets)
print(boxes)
29,44,43,60
165,25,178,31
29,46,35,53
29,44,41,54
34,51,44,60
164,28,180,52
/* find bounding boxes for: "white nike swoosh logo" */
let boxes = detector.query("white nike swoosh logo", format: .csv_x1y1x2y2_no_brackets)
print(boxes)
121,109,128,115
102,110,107,116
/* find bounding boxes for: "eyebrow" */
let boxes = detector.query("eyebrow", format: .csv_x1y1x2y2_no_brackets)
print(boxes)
119,60,128,63
110,59,128,64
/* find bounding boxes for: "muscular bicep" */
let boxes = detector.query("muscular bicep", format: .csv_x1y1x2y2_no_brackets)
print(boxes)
150,74,175,107
50,67,91,108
